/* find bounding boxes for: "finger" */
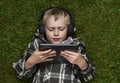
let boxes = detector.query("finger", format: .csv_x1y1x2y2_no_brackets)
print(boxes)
40,49,53,55
61,51,73,58
61,51,68,58
46,53,56,58
41,52,56,60
61,51,76,63
63,50,75,55
40,58,54,63
44,58,54,61
43,50,56,58
61,51,71,59
40,51,56,59
61,53,73,63
49,50,56,54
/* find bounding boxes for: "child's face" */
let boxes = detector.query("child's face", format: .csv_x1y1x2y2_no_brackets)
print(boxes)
45,16,68,44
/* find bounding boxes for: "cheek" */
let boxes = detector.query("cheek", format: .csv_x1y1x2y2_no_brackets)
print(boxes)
46,32,52,42
46,31,52,37
60,30,68,38
63,29,68,35
61,32,67,36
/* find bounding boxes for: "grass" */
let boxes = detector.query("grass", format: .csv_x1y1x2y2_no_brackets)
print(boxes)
0,0,120,83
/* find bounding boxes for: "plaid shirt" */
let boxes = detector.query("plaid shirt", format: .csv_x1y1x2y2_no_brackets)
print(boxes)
13,33,95,83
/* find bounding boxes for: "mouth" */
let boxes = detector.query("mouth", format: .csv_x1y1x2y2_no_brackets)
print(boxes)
53,38,60,42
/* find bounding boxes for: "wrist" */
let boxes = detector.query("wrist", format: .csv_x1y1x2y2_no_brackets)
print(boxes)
77,58,88,70
80,63,88,71
74,61,95,82
77,61,95,75
25,58,35,69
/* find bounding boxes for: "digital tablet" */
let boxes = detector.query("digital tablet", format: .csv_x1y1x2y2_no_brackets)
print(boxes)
39,44,78,64
39,44,78,52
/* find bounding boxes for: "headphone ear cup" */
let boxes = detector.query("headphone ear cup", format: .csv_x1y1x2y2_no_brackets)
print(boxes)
39,24,45,35
67,24,75,36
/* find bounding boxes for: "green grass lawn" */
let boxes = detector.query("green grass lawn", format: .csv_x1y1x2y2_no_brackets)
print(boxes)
0,0,120,83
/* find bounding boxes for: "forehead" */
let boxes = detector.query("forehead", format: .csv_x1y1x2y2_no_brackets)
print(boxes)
45,15,68,26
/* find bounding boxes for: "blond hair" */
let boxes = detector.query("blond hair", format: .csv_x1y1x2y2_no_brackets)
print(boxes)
42,7,70,26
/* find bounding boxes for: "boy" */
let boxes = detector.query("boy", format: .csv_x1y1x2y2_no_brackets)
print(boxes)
13,6,95,83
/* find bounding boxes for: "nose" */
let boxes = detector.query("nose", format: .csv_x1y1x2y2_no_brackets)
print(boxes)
54,29,59,36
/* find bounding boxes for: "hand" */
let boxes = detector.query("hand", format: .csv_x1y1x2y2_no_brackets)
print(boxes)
61,50,88,70
25,49,56,69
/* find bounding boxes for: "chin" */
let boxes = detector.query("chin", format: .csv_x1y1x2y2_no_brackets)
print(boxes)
53,42,60,44
52,42,61,44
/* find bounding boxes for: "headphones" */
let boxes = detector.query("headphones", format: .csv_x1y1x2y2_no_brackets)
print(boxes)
38,6,76,37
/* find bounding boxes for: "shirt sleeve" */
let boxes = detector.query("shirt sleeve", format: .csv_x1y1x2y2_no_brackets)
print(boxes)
13,38,39,79
73,40,95,82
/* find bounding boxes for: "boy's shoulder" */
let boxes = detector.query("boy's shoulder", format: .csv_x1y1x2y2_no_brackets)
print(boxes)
73,38,85,46
62,36,85,46
33,33,48,43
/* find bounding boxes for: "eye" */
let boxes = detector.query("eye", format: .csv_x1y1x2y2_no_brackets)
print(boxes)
58,27,65,31
48,27,54,31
